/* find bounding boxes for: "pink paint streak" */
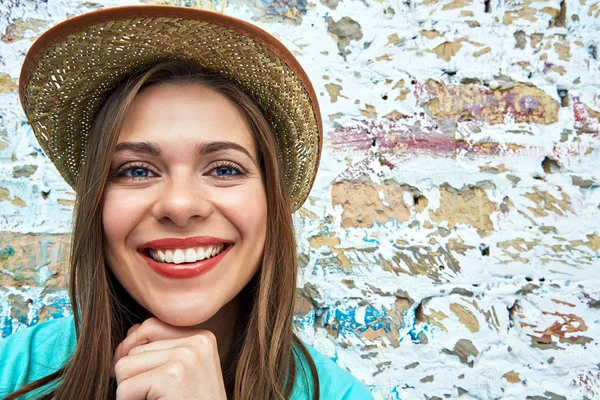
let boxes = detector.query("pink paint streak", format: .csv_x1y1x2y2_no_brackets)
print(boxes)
571,96,600,135
328,120,510,156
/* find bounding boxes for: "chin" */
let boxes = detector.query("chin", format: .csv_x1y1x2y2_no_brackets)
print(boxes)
160,316,208,327
149,306,215,327
150,290,242,327
138,295,220,327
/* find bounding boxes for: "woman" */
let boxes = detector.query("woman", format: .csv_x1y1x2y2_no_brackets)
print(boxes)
0,5,372,400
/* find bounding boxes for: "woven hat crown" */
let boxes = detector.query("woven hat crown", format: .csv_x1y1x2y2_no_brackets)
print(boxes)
20,5,322,211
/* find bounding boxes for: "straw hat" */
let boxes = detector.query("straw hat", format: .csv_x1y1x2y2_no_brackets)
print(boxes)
19,5,322,211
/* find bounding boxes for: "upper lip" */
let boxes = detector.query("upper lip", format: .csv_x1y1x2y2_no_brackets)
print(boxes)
139,236,233,251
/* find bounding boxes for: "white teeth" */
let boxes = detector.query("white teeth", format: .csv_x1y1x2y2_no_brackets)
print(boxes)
172,249,185,264
149,245,227,264
184,248,196,263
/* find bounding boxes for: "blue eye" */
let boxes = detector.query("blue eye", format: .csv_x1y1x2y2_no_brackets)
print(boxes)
210,162,246,179
216,166,238,176
127,167,151,178
111,163,156,181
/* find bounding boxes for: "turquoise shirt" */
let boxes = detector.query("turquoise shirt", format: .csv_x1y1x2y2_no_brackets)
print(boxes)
0,316,372,399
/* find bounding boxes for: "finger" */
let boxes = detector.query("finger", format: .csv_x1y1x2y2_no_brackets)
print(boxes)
115,336,227,400
120,334,221,383
127,323,141,336
114,335,221,383
113,318,199,369
115,348,188,384
115,365,152,400
116,360,186,400
116,337,222,384
116,356,227,400
127,333,220,364
110,323,143,378
128,337,184,356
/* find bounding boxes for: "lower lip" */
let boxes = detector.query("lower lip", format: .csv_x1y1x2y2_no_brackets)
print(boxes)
140,246,232,279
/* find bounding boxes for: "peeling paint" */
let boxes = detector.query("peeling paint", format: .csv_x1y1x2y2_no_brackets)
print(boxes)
326,16,362,58
420,80,559,125
429,183,497,232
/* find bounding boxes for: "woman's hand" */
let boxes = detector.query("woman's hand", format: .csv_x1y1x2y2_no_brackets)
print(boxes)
112,318,227,400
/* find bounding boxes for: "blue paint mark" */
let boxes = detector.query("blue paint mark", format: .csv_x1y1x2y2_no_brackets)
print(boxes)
295,304,399,340
362,232,380,245
28,299,72,328
29,145,45,156
398,306,435,345
390,385,403,400
0,245,15,260
295,302,438,350
332,307,359,334
2,316,12,339
45,298,73,320
14,309,27,325
29,315,39,326
407,323,433,344
327,305,395,337
364,307,388,330
330,349,339,363
385,217,407,228
293,308,316,329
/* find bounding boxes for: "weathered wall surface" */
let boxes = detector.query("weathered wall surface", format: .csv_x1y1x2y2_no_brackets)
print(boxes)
1,0,600,399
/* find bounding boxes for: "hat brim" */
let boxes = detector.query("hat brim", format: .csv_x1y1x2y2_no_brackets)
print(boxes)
19,5,322,211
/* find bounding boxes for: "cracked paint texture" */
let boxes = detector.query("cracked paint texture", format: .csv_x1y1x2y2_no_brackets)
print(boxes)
1,0,600,399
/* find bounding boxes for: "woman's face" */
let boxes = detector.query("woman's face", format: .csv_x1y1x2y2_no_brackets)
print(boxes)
102,83,267,326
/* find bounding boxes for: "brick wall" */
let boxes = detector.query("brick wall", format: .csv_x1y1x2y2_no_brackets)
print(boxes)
1,1,599,399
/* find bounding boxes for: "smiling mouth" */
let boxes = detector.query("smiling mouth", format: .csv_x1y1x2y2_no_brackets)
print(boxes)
146,244,229,264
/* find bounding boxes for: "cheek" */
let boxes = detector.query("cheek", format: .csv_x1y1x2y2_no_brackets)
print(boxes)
102,189,147,253
219,183,267,242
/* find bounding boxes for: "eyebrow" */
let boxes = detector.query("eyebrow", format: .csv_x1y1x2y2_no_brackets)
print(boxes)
114,141,160,155
114,140,255,162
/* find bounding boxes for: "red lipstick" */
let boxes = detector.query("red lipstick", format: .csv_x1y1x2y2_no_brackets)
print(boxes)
138,236,233,279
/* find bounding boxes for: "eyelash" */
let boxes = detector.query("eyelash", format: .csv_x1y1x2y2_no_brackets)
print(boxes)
208,161,247,180
110,162,154,181
109,161,247,181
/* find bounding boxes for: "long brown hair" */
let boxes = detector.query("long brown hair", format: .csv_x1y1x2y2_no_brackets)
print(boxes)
7,60,319,400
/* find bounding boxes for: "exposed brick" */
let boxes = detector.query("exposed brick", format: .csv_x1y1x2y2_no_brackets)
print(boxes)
429,183,497,232
0,233,69,288
331,180,411,228
421,80,559,125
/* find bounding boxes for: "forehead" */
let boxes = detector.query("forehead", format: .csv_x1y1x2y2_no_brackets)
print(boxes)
117,83,255,152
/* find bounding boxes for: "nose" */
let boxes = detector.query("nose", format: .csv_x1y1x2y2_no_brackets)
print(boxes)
152,172,212,227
